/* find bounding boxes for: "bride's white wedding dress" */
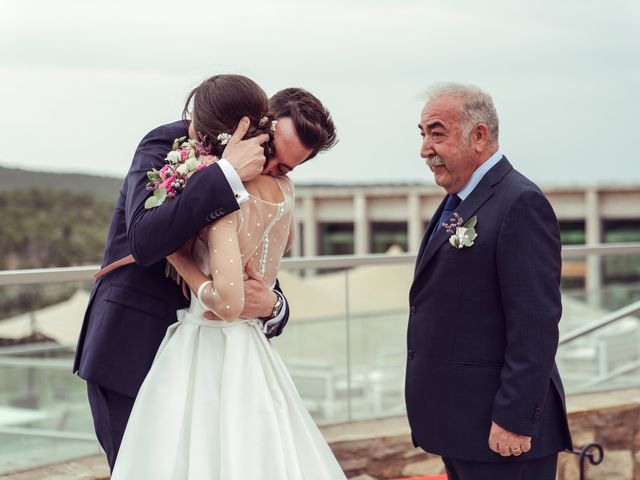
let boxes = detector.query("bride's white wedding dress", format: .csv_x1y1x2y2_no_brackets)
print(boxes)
111,177,346,479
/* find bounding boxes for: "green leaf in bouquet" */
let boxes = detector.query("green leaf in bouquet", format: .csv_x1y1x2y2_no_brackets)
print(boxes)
145,196,159,209
173,136,186,150
154,187,167,202
466,227,478,241
464,216,478,229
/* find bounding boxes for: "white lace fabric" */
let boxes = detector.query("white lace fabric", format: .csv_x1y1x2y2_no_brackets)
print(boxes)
194,176,295,321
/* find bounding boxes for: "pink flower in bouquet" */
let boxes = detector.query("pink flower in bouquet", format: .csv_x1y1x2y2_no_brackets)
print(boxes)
162,176,176,196
144,136,211,210
159,165,172,181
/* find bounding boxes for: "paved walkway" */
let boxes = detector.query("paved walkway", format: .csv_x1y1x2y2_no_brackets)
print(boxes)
0,455,109,480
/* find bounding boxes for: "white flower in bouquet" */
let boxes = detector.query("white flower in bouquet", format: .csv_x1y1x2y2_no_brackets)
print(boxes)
185,158,198,171
166,151,182,164
176,164,190,175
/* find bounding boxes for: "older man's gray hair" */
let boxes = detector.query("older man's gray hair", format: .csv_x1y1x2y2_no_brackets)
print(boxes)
425,83,499,145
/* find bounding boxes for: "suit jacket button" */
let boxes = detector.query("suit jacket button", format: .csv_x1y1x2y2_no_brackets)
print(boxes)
408,349,415,359
410,306,416,316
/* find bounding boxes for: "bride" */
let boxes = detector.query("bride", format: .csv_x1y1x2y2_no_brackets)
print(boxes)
111,75,346,479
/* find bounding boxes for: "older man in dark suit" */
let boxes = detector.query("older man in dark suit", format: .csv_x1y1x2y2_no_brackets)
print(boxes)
405,83,573,479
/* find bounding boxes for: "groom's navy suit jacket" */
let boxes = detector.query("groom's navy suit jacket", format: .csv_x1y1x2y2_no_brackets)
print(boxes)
73,121,289,398
405,158,573,462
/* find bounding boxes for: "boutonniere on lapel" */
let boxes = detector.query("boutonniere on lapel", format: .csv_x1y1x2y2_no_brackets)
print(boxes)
443,214,478,249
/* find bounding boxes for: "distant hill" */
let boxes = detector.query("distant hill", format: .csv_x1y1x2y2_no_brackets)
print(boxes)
0,166,123,201
0,166,432,200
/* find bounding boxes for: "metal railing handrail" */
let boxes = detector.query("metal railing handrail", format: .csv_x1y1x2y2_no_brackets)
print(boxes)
1,243,639,287
0,243,638,349
0,342,71,356
559,299,640,345
560,243,640,258
0,427,96,442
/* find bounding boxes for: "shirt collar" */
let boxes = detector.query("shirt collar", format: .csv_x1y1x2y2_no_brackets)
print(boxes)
456,150,503,200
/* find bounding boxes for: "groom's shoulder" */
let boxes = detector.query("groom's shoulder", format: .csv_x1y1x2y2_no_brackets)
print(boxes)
139,120,189,146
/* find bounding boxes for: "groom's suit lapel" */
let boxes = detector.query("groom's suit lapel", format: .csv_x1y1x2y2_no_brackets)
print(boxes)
413,157,513,281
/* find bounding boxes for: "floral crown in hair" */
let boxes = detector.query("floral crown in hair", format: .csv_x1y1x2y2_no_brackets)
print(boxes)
216,116,278,146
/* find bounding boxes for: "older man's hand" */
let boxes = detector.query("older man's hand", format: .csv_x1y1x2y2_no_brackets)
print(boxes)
488,421,532,457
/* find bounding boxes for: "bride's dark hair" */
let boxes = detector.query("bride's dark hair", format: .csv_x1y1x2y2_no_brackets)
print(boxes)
182,74,275,159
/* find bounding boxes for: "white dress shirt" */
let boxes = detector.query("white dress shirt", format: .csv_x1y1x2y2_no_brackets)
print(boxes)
456,150,504,200
217,158,250,204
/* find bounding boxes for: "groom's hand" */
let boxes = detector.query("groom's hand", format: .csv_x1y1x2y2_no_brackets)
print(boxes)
239,264,277,319
222,117,270,182
488,421,532,457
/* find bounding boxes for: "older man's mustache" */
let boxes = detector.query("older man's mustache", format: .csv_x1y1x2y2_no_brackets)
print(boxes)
427,156,445,169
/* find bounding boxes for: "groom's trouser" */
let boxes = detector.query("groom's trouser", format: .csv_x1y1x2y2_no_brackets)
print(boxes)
442,454,558,480
86,382,136,471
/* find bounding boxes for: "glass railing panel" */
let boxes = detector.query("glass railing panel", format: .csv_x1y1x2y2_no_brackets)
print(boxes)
0,245,639,471
271,269,349,426
0,362,101,474
0,282,98,474
0,433,100,475
558,253,640,395
343,262,412,421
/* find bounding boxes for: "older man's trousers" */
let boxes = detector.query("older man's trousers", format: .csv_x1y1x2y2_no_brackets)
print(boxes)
442,454,558,480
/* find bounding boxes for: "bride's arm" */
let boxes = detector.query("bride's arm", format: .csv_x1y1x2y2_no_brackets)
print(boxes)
198,212,244,321
166,213,244,321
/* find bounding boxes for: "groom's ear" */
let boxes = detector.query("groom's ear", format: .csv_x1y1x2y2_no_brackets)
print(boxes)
471,123,490,153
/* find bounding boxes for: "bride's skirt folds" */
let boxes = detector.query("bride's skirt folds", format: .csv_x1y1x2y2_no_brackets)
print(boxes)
111,312,346,479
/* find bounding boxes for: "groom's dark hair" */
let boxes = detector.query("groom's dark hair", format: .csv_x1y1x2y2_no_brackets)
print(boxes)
269,88,337,161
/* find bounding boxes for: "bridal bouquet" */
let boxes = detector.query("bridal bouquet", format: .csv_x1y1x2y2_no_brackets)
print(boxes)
144,136,215,209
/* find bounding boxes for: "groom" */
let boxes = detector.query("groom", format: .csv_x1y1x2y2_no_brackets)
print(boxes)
74,85,337,470
405,83,573,479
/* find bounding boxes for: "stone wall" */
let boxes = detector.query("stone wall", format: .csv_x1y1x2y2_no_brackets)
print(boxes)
324,388,640,479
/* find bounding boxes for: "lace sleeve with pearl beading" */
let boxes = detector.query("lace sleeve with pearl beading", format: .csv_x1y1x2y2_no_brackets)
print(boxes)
196,211,244,321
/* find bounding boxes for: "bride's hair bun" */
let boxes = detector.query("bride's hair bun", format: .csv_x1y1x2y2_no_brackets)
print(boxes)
183,75,274,160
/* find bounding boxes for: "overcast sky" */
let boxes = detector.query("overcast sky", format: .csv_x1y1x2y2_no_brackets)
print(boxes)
1,0,638,186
